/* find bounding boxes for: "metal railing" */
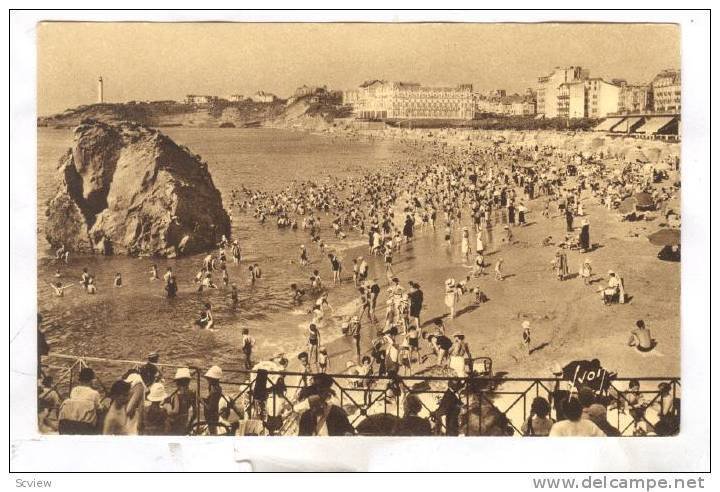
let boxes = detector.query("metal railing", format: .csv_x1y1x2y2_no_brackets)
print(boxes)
40,353,679,436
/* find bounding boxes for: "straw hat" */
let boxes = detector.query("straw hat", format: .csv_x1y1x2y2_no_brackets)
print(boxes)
204,365,223,380
445,278,456,287
147,382,168,402
584,258,592,264
607,270,615,275
173,367,192,380
351,315,359,322
125,372,144,386
550,362,564,376
521,320,531,329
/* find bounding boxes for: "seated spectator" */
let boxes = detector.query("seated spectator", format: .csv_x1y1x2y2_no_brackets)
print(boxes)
298,374,355,436
548,398,606,437
521,396,554,436
58,367,104,434
394,394,432,436
103,380,131,435
628,320,656,352
587,403,621,436
167,368,197,436
577,387,596,420
143,382,170,435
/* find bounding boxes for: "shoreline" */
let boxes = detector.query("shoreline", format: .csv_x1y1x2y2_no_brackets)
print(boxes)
37,124,680,381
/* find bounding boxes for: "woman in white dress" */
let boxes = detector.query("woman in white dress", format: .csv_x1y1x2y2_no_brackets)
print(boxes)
444,278,460,319
460,227,470,264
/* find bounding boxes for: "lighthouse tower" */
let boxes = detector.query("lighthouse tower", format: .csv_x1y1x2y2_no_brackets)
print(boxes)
98,76,104,103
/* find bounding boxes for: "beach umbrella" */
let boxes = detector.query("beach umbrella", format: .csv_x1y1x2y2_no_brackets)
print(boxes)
591,137,605,149
617,197,637,215
633,192,655,209
646,148,662,161
626,148,649,163
648,228,680,247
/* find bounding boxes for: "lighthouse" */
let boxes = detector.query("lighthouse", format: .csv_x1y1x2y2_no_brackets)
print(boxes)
98,76,104,103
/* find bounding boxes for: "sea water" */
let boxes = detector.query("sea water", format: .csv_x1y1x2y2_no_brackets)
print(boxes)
36,127,408,369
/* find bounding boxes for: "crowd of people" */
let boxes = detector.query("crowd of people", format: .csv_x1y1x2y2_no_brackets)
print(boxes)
39,127,680,437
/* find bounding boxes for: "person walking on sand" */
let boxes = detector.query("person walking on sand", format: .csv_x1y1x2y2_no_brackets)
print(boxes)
241,328,256,369
579,258,592,285
522,320,532,355
461,227,470,264
495,258,504,281
444,278,460,319
328,253,342,285
299,245,309,266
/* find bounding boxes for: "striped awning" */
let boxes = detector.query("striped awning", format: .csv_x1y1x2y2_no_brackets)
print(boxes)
593,117,625,132
635,117,676,134
611,116,643,133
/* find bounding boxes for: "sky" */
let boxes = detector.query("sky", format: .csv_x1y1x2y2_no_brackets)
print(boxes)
37,22,680,116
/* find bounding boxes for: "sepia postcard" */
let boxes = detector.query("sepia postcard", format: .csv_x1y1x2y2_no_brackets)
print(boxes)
9,11,712,477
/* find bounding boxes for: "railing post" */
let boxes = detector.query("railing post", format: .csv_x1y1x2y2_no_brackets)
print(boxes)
195,367,201,434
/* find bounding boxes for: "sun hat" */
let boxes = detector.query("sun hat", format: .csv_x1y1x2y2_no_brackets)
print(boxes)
522,320,531,329
147,382,168,402
608,270,615,275
550,362,564,376
173,367,192,380
453,332,465,339
351,315,359,322
125,372,144,387
584,258,592,263
204,365,223,380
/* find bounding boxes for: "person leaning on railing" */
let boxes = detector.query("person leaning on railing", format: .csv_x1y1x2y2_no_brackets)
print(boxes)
58,367,105,435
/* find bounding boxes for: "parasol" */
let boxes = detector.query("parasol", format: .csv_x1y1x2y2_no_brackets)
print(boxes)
617,197,637,215
633,192,655,210
648,228,680,247
625,148,649,163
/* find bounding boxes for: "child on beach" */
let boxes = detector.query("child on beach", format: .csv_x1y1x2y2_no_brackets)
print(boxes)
495,258,504,281
231,284,239,306
299,245,309,266
113,272,123,288
522,320,532,355
291,283,305,304
150,264,158,281
473,254,485,277
49,281,73,297
86,276,97,294
318,347,329,373
579,258,593,285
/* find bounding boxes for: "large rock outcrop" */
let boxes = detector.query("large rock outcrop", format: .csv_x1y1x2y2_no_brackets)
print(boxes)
45,119,231,257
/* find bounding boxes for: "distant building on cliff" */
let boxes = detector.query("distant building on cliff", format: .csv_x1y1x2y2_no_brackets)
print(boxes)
348,80,474,120
185,95,218,106
251,91,278,103
228,94,247,102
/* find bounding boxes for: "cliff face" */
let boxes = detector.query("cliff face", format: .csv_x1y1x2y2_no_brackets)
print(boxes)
45,120,231,257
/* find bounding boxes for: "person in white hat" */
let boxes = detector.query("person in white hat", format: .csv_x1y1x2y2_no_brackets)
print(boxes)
444,278,459,319
579,258,593,285
203,365,223,435
461,227,470,263
168,368,197,436
522,320,532,355
299,244,308,266
144,382,170,435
